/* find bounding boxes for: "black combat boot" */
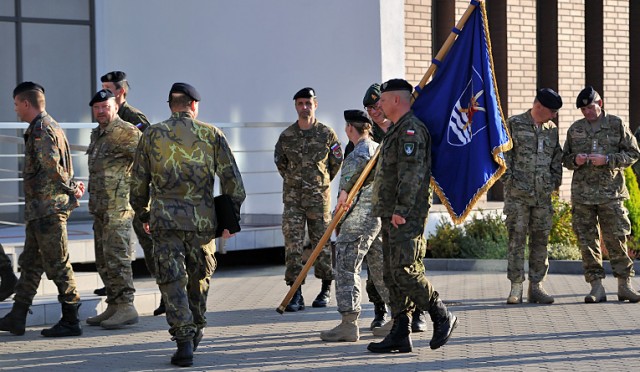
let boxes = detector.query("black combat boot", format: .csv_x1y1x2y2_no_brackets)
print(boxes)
171,340,194,367
312,280,332,307
41,303,82,337
0,268,18,302
411,308,428,332
0,301,30,335
285,286,305,312
367,312,413,353
428,292,458,350
153,297,166,316
193,328,204,351
370,302,388,329
93,287,106,296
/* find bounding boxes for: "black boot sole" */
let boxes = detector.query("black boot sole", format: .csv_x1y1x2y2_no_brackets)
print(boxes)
170,357,193,367
367,342,413,353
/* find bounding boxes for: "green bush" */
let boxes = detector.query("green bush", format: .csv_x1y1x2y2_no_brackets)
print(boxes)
428,217,464,258
549,192,577,247
547,243,581,261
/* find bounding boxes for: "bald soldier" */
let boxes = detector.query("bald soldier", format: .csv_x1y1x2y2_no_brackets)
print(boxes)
562,86,640,303
274,87,343,312
503,88,563,305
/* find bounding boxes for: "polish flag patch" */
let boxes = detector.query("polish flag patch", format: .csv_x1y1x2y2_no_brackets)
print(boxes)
406,129,415,136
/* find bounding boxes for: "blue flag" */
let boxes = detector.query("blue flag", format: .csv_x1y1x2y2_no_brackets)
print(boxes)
412,1,511,224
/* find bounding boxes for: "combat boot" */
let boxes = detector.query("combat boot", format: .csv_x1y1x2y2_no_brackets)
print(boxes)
585,278,607,303
153,297,166,316
93,287,106,296
370,302,388,330
86,303,117,326
506,282,523,304
367,312,412,353
284,286,305,312
372,317,394,337
171,340,193,367
312,280,332,307
528,281,554,304
0,301,30,335
411,308,428,332
617,277,640,303
101,303,139,329
193,328,204,351
320,312,359,342
41,303,82,337
0,268,18,302
428,292,458,350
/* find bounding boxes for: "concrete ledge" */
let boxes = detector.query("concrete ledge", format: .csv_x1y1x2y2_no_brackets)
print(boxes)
425,258,640,275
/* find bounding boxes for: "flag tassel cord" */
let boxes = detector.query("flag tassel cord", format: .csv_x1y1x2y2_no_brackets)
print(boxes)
277,0,483,313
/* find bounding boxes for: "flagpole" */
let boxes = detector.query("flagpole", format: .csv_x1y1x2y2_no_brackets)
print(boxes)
277,0,482,314
415,1,480,94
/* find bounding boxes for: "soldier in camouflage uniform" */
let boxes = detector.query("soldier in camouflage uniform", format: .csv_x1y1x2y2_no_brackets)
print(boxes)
0,244,18,301
84,89,141,329
130,83,245,367
562,86,640,303
0,82,85,337
320,110,385,342
503,88,563,305
274,87,343,312
367,79,457,354
100,71,165,315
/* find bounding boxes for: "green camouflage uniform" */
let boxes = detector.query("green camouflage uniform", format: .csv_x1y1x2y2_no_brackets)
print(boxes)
14,111,80,306
130,111,245,342
371,111,432,317
118,101,155,275
87,116,141,305
503,110,562,283
562,112,640,282
0,244,12,272
334,138,389,314
274,119,342,285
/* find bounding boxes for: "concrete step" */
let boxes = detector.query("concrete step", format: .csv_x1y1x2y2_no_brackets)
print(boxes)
0,285,161,327
33,271,103,296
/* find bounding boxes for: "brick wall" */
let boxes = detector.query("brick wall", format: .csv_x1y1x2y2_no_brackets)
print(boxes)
404,0,432,85
603,0,630,125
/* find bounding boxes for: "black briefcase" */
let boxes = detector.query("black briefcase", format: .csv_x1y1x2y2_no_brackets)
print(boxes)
214,194,241,238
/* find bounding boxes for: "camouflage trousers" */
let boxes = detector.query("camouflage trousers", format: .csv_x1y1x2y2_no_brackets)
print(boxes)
282,204,333,285
133,212,156,277
572,201,635,282
14,212,80,306
93,209,135,304
381,216,432,316
152,230,216,342
364,232,389,305
334,200,387,313
0,243,12,272
504,201,552,283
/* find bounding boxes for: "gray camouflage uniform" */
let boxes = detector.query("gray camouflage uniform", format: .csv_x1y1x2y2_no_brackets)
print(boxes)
503,110,562,283
562,111,639,282
274,119,342,285
334,138,389,314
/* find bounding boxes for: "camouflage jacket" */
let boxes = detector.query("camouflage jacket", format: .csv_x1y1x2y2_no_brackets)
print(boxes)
340,138,378,206
562,111,640,204
274,119,343,206
23,111,78,221
372,111,431,218
118,101,150,132
130,111,246,232
87,116,141,214
503,110,563,205
344,121,387,158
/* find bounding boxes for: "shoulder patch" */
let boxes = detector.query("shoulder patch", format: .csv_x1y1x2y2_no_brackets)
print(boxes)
404,142,415,156
331,143,343,159
406,129,415,136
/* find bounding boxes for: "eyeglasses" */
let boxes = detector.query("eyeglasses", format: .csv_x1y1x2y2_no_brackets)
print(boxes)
365,105,379,112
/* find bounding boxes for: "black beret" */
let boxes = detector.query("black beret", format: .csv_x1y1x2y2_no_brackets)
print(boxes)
101,71,127,83
344,109,372,125
293,87,316,100
13,81,45,98
536,88,563,110
362,83,381,107
169,82,201,102
576,86,600,108
89,89,116,106
380,79,413,93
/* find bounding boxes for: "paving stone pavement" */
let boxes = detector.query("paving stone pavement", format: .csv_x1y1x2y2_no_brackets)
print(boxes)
1,265,639,371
